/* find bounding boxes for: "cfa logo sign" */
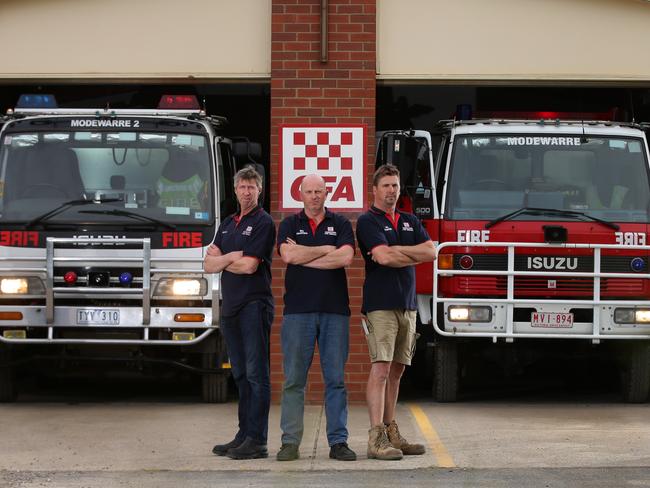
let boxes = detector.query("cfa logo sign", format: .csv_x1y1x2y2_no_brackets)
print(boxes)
280,125,366,211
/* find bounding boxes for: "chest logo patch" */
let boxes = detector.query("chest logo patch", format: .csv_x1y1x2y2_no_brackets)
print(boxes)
324,226,337,236
383,226,393,232
402,222,413,232
296,229,309,236
242,225,253,236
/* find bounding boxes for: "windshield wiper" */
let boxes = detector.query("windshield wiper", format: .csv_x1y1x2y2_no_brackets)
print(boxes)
485,207,619,230
78,209,177,230
24,198,122,229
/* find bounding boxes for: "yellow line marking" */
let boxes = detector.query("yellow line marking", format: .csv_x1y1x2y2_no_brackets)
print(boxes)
408,403,456,468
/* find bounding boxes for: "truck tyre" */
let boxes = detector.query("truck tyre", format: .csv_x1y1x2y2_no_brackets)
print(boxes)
620,342,650,403
200,333,229,403
0,346,16,403
202,370,228,404
433,339,458,402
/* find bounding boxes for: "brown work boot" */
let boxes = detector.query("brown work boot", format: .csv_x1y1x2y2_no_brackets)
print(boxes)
367,425,403,460
386,420,426,455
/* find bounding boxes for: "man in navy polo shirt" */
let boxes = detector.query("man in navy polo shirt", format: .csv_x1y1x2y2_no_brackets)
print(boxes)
275,174,357,462
356,164,436,461
204,166,275,460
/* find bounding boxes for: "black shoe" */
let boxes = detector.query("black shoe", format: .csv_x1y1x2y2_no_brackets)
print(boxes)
276,443,300,461
329,442,357,461
212,436,244,456
226,437,268,460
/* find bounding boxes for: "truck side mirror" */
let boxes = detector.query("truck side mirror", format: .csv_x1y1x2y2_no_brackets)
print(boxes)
376,132,424,189
232,139,266,207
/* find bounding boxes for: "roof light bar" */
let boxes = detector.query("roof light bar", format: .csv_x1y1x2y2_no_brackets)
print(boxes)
158,95,200,110
473,109,618,121
16,94,58,109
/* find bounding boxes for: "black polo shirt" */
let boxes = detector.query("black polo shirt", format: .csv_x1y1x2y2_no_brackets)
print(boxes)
213,206,275,317
356,205,430,314
278,209,355,316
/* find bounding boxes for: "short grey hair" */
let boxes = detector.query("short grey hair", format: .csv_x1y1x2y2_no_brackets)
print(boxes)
234,165,263,190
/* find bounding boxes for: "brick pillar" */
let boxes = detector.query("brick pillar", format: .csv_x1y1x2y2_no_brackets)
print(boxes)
270,0,376,403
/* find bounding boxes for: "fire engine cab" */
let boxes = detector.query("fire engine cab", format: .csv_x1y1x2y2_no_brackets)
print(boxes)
0,94,261,402
379,115,650,403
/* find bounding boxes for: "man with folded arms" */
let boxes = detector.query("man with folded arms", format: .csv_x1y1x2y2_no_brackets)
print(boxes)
205,166,275,460
356,164,436,460
275,174,357,462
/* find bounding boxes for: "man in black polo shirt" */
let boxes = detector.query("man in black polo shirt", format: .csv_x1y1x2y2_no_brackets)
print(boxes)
356,164,436,460
275,174,357,462
204,166,275,460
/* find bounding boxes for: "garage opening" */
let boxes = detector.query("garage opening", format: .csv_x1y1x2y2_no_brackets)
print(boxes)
377,84,650,131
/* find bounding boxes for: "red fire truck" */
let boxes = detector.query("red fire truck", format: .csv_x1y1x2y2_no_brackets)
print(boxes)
378,115,650,403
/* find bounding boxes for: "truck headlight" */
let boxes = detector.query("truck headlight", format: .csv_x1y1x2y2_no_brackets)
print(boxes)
1,279,28,294
155,278,207,296
448,306,492,322
614,308,650,324
172,279,202,295
0,277,44,295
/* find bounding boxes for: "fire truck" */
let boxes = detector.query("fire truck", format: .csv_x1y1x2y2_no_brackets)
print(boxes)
378,114,650,403
0,94,262,402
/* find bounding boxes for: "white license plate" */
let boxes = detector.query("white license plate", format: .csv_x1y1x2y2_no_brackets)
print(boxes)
531,312,573,328
76,309,120,325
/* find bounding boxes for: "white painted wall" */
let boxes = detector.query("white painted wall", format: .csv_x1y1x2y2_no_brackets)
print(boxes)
4,0,649,82
0,0,270,79
378,0,650,81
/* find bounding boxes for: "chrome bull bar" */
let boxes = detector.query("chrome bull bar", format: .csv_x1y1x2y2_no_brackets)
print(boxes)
433,241,650,343
46,237,151,324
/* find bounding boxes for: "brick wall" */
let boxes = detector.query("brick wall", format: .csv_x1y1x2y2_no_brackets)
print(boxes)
270,0,376,403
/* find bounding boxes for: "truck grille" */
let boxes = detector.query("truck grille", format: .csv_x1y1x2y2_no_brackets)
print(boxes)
456,276,645,296
453,254,648,273
453,252,648,295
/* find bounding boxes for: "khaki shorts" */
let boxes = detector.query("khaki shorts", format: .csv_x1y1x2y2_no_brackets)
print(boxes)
364,310,417,365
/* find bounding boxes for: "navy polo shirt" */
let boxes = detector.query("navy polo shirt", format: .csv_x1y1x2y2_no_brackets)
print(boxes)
278,209,355,316
213,206,275,317
356,205,430,314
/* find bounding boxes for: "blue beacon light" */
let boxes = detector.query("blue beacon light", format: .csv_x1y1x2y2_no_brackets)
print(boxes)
630,257,645,272
16,94,58,109
119,272,134,285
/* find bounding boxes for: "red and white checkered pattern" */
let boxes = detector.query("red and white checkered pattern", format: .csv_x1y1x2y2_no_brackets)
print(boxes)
281,125,365,210
291,130,354,171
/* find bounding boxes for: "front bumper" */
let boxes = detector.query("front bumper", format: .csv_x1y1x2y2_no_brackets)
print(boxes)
0,305,215,345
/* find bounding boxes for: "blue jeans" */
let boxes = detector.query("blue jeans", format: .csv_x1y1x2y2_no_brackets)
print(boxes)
220,300,273,444
280,312,350,447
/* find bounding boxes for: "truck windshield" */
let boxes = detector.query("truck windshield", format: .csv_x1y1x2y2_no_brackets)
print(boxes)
446,134,650,223
0,130,213,226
